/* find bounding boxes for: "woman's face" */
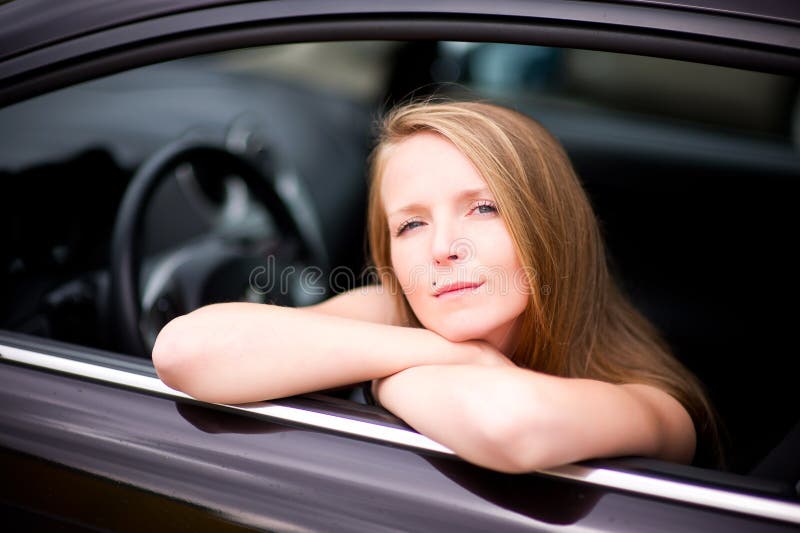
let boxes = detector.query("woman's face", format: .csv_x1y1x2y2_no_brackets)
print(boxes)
381,131,529,353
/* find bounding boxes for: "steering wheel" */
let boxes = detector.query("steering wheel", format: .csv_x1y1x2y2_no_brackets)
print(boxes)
110,139,329,358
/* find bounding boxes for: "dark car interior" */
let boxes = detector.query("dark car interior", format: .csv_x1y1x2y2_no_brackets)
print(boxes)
1,40,798,492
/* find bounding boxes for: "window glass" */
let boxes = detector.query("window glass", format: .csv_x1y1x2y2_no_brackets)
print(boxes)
435,42,797,141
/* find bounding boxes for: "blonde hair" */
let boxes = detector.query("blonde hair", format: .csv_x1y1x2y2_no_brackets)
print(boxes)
366,99,723,467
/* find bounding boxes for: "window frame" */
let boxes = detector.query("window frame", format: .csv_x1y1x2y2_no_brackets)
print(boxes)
1,0,799,107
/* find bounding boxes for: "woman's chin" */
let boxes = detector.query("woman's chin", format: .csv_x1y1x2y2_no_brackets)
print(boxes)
426,322,493,344
414,306,509,344
420,311,520,351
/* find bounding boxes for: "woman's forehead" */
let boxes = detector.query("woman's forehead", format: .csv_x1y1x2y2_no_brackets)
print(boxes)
380,132,489,215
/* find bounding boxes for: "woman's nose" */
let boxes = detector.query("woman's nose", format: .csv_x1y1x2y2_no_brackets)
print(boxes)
431,220,462,265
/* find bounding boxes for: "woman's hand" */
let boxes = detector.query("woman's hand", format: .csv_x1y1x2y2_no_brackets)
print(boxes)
372,337,515,403
459,339,517,368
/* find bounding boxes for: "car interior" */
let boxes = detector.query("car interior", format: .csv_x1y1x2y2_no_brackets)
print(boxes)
0,40,798,497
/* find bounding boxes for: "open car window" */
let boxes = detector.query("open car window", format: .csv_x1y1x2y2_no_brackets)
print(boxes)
1,39,798,510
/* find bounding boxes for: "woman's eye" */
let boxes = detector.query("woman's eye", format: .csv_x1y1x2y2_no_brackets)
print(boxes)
396,219,424,236
395,203,496,236
471,201,498,215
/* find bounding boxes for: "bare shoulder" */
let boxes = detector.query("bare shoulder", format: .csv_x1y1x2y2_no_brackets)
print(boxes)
301,284,403,326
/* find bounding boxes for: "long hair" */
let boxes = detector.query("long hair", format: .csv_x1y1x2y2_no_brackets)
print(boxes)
366,99,723,468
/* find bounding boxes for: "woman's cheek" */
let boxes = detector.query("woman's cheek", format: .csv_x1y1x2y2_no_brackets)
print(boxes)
391,248,422,296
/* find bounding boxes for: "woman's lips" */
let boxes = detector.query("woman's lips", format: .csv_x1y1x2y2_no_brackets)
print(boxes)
434,280,485,298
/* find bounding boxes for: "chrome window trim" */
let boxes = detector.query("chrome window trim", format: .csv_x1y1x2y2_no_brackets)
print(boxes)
0,343,447,453
2,342,799,525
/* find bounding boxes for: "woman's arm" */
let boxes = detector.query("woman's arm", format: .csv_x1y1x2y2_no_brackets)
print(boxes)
151,291,489,404
374,364,696,473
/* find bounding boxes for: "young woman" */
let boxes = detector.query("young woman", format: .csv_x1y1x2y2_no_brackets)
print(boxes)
152,100,721,473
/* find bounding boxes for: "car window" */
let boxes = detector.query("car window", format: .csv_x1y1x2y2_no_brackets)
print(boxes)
1,40,798,494
435,42,796,139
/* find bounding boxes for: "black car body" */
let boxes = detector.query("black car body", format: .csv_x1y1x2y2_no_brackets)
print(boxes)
1,1,799,530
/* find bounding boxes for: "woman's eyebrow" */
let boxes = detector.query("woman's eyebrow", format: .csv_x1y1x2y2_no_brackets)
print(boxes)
387,187,492,218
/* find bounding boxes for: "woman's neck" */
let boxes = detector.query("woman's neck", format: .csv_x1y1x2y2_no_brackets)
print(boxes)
485,315,523,357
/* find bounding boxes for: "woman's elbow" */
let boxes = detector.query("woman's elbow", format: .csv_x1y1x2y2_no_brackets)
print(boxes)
475,412,552,474
465,385,553,474
152,314,204,392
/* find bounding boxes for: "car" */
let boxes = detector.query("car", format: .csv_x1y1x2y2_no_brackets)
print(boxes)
1,0,799,530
